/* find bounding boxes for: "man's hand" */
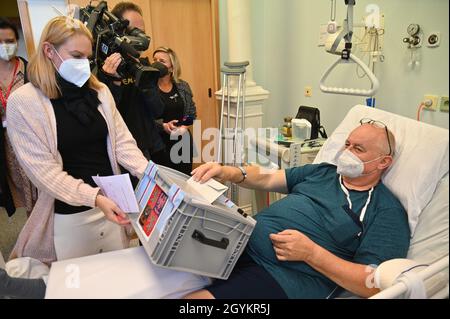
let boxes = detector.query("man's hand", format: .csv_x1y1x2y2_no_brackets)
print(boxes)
271,230,380,298
95,194,130,226
270,229,317,262
102,53,122,79
163,120,179,134
191,162,225,184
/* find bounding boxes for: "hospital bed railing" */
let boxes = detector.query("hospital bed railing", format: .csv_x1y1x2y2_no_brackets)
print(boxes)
371,255,449,299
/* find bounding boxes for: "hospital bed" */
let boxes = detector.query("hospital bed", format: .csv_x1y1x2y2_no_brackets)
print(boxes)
3,105,449,299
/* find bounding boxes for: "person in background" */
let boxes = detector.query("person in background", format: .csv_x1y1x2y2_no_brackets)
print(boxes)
185,120,410,299
99,2,167,182
153,46,197,176
6,16,149,264
0,18,36,217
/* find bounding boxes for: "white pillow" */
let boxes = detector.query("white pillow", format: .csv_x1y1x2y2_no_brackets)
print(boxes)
314,105,449,236
408,174,449,263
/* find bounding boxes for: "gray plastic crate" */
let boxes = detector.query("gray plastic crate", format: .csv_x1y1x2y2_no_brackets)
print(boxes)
131,164,256,280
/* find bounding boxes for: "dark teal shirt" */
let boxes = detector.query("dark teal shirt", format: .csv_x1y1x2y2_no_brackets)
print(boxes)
246,163,410,298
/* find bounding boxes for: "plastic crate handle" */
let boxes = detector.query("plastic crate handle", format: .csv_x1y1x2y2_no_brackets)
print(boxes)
192,230,229,250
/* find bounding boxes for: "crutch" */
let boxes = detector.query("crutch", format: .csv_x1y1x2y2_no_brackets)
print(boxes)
224,61,249,141
217,62,249,165
217,62,249,202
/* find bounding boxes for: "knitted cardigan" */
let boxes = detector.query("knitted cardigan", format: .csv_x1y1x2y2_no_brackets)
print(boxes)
6,82,148,265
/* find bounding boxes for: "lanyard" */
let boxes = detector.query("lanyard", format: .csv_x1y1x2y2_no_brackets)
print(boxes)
339,175,374,226
0,58,20,112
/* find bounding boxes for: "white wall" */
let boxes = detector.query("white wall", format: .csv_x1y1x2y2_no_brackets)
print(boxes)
219,0,449,133
19,0,67,52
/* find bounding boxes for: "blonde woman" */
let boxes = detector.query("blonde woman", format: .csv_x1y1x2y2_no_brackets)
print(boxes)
152,47,197,175
6,16,148,264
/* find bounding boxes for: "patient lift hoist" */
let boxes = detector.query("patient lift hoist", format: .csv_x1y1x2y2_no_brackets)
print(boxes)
217,61,249,203
320,0,380,97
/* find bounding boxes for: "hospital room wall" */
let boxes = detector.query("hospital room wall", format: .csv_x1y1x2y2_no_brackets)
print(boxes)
219,0,449,133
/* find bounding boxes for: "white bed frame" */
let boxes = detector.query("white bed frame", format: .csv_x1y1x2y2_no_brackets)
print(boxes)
371,255,449,299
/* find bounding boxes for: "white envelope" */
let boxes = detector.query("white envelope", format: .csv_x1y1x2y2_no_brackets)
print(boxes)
92,174,139,213
186,177,228,204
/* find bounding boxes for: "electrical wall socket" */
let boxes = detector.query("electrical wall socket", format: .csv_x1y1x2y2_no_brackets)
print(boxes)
439,95,449,113
304,86,313,97
423,94,439,111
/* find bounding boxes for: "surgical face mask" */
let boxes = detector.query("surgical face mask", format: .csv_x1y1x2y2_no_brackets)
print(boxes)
335,149,383,178
53,47,91,87
0,43,17,61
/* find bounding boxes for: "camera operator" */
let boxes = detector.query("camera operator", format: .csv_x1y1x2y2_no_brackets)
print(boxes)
97,2,169,173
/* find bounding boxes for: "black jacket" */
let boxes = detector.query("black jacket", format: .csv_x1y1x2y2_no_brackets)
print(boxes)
98,70,166,158
0,127,14,216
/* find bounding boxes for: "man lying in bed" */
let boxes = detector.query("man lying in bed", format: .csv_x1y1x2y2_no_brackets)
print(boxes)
186,119,410,299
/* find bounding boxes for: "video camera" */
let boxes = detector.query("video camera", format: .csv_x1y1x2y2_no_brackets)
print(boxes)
79,1,159,89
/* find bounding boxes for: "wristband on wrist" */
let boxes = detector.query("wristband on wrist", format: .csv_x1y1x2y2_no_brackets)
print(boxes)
236,166,247,184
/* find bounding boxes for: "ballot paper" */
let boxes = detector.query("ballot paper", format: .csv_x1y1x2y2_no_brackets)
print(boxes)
92,174,139,213
186,177,228,204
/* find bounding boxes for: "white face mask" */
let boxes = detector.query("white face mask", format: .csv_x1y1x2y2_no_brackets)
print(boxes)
53,47,91,87
335,149,383,178
0,43,17,61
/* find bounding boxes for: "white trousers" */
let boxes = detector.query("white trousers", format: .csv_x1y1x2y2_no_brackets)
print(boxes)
54,208,127,261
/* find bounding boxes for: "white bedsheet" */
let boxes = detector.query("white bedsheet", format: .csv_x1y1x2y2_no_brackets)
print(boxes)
45,246,211,299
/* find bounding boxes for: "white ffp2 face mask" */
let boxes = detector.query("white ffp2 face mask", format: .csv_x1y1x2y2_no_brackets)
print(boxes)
53,47,91,87
0,43,17,61
335,149,383,178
